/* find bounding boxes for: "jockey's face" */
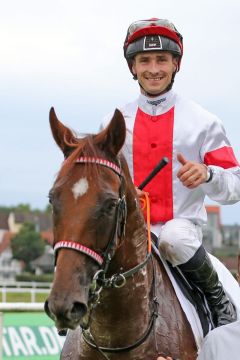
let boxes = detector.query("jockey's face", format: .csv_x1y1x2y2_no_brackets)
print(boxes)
132,51,178,96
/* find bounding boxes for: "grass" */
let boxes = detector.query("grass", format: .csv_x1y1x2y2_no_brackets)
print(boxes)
0,292,49,302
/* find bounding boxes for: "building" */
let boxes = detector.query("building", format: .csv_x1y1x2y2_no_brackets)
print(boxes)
0,230,22,281
31,246,54,275
203,205,223,251
222,224,240,248
0,210,53,281
8,211,52,233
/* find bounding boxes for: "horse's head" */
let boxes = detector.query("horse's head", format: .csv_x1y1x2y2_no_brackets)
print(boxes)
45,108,131,331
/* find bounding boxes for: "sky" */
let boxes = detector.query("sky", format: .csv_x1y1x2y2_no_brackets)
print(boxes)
0,0,240,224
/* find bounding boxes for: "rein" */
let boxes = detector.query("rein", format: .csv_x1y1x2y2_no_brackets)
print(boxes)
53,156,156,358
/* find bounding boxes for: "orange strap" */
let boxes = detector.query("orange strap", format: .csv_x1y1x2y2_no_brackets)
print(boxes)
140,192,152,254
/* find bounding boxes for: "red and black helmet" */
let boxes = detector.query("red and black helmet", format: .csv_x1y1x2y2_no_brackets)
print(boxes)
124,18,183,75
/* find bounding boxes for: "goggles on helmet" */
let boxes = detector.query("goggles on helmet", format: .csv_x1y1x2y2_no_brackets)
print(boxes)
124,18,183,73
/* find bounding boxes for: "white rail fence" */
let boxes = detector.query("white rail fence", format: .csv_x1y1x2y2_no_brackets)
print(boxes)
0,312,2,360
0,302,45,311
0,284,52,359
0,287,50,303
0,281,52,288
0,281,51,308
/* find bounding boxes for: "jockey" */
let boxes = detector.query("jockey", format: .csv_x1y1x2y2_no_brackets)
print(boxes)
103,18,240,327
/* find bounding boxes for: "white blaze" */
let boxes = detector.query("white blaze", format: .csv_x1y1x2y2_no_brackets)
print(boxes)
72,177,89,199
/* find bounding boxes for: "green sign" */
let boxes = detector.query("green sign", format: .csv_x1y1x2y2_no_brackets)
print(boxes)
2,312,66,360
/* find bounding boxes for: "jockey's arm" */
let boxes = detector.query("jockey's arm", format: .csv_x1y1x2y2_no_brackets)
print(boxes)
199,119,240,205
177,152,240,204
201,164,240,204
177,112,240,204
177,134,240,205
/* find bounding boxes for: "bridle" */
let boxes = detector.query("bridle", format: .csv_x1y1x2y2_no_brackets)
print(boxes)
53,156,151,288
54,156,129,274
53,156,158,359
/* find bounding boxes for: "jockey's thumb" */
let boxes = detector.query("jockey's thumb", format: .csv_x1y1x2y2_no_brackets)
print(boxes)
135,187,145,198
177,153,188,166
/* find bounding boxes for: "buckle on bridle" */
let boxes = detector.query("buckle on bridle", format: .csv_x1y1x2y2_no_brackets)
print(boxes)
89,270,104,307
110,273,127,288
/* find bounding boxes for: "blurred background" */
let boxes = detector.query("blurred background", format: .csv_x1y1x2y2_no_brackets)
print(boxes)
0,0,240,359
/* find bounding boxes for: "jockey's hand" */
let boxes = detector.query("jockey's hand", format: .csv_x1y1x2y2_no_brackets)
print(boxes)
177,153,208,189
157,357,173,360
135,187,145,198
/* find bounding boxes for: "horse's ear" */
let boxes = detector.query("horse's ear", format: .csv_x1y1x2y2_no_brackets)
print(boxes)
49,107,74,157
104,109,126,156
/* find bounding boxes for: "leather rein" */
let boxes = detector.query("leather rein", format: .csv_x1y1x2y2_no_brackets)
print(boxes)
53,156,157,358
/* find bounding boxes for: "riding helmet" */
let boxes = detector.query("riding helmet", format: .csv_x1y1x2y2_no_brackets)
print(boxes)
123,18,183,76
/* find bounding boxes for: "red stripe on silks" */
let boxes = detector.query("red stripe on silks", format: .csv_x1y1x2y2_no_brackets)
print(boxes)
133,107,174,223
204,146,239,169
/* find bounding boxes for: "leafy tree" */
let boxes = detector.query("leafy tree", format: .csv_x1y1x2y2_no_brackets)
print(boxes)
0,204,32,215
14,203,32,212
0,203,50,215
0,206,15,214
11,222,45,269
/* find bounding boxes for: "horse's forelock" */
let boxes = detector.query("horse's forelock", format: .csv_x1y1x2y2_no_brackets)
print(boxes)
55,132,106,186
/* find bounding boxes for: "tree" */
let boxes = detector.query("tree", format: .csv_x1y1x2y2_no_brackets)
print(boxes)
14,203,32,212
11,222,45,269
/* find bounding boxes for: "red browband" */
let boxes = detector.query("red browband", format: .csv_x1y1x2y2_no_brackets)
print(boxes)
76,157,121,176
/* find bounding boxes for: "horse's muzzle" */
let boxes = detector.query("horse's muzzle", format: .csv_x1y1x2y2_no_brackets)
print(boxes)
44,297,88,330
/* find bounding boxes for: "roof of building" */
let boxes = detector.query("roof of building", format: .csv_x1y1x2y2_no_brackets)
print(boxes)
0,230,54,255
41,230,53,246
0,213,9,230
31,252,54,271
13,212,52,231
206,205,220,214
0,231,14,253
219,256,239,273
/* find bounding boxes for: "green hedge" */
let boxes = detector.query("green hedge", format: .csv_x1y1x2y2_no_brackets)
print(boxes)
212,246,238,258
16,273,54,283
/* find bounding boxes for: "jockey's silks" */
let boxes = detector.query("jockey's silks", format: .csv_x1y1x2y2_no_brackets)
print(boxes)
102,90,240,225
133,107,174,223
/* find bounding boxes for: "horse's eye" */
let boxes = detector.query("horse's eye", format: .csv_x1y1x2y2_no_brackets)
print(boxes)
106,202,116,211
102,199,118,216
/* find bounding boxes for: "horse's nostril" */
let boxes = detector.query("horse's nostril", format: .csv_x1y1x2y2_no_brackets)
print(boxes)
44,300,49,312
71,302,87,319
44,300,50,317
44,300,56,321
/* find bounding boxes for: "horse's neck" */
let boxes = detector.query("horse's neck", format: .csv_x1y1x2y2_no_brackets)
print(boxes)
111,185,148,271
91,190,152,339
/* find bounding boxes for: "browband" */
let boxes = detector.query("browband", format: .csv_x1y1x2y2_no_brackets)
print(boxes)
76,157,121,176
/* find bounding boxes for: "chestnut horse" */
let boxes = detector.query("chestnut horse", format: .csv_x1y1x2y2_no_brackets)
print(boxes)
45,108,198,360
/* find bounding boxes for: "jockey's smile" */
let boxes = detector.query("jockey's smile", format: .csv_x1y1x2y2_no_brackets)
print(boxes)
132,51,178,96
